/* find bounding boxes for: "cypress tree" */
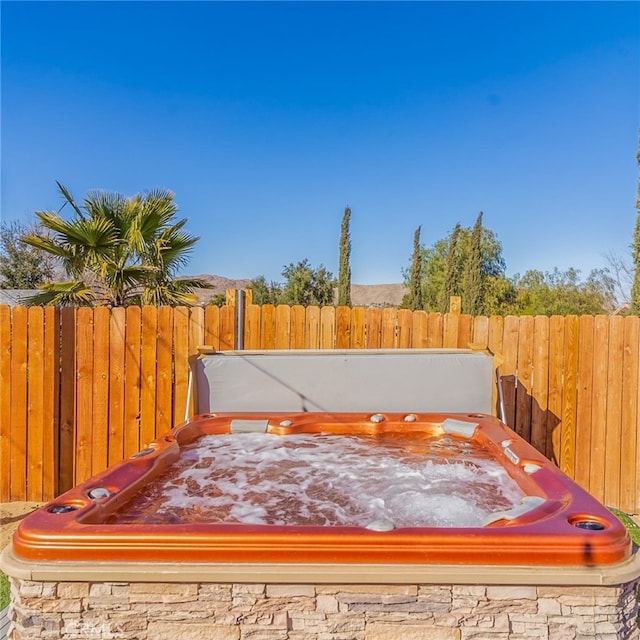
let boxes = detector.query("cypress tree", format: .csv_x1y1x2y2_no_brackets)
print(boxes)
408,226,423,311
338,206,352,306
462,212,483,315
441,223,461,313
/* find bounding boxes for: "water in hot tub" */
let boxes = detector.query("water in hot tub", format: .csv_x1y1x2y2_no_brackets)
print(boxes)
111,433,526,527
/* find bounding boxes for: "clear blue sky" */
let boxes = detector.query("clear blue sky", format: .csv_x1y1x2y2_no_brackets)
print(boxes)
2,1,639,285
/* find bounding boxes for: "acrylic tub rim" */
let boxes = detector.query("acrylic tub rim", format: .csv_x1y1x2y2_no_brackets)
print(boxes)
4,411,636,580
2,545,640,586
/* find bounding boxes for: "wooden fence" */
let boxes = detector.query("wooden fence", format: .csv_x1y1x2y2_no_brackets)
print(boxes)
1,304,639,514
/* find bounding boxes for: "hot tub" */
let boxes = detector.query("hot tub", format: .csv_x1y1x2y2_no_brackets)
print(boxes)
3,349,639,639
7,411,634,568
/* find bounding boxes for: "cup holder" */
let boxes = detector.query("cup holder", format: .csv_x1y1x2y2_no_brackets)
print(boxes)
48,504,78,514
570,517,607,531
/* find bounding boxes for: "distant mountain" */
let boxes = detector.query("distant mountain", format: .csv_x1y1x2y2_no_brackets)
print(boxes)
191,275,408,308
349,283,408,308
192,274,253,296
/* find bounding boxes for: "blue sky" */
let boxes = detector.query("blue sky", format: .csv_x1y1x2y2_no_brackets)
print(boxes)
2,1,639,285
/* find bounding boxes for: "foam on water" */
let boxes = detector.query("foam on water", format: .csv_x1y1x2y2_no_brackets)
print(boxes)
111,433,526,527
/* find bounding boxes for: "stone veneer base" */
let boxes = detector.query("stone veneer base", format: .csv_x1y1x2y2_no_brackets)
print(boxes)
2,549,639,640
5,578,640,640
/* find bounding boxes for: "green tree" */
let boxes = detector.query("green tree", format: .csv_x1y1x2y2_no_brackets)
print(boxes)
630,142,640,314
512,268,616,316
279,259,336,306
0,220,57,289
23,183,206,306
441,223,461,313
207,293,227,307
249,275,283,305
462,212,483,315
404,226,423,310
414,222,508,314
482,273,518,315
337,207,352,307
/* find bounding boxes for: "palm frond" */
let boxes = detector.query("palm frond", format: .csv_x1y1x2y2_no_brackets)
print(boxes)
174,277,212,289
150,227,199,273
30,183,200,307
56,181,84,218
140,286,200,307
25,280,96,307
23,233,75,260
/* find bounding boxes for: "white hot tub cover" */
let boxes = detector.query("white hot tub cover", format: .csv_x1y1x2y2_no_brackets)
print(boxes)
190,348,496,415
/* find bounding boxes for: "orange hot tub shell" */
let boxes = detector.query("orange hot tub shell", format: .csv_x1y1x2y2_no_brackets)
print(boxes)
10,412,634,569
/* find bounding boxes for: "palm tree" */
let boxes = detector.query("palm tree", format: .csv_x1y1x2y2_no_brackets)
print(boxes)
24,182,207,306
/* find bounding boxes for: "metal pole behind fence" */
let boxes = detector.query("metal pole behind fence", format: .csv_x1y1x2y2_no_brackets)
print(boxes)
235,289,245,350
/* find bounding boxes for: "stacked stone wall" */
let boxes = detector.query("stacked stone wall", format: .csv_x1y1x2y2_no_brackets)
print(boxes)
7,578,640,639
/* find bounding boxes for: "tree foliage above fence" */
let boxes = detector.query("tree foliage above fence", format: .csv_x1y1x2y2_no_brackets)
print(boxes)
0,220,57,289
409,217,618,316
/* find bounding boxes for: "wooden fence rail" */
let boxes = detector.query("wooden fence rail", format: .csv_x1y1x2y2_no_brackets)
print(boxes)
0,304,638,514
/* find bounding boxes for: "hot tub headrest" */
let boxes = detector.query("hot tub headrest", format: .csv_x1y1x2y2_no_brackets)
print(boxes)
190,348,496,415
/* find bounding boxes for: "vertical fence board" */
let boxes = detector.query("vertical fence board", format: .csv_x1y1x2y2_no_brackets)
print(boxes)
320,307,335,349
261,305,276,350
156,307,173,437
588,316,609,503
560,316,579,480
411,311,428,348
9,307,28,498
75,308,94,485
351,307,366,349
123,307,142,459
26,307,44,501
426,313,444,348
487,316,504,357
92,307,110,476
530,316,550,456
487,316,505,418
547,316,565,465
204,305,221,350
620,316,639,513
604,316,624,508
575,315,595,495
457,314,473,348
335,306,351,349
305,307,320,349
501,316,519,429
139,307,157,450
42,307,59,500
219,304,235,350
290,306,306,349
443,312,459,348
275,305,291,349
189,307,205,355
515,316,534,442
108,308,126,467
381,308,398,348
397,309,412,348
365,308,381,348
172,307,190,425
472,316,489,349
58,308,76,494
244,305,262,350
0,307,11,500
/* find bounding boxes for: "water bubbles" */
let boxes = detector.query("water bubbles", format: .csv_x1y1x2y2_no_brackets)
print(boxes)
112,432,525,528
